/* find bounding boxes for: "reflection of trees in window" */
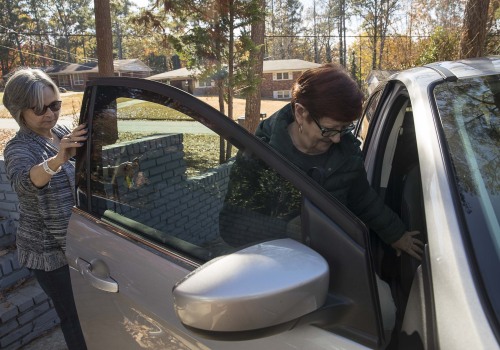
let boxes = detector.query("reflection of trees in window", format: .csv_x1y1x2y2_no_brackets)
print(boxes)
224,152,301,219
435,77,500,201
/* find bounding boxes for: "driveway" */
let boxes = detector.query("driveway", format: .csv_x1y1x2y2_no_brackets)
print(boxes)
0,116,215,134
0,99,214,134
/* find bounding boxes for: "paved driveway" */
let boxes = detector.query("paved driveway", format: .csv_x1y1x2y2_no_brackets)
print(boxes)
0,99,215,134
0,116,214,134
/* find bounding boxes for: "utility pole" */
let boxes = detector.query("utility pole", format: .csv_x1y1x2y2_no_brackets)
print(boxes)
313,0,319,63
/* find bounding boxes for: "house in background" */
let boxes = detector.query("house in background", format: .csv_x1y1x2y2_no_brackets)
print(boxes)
147,59,321,99
46,59,152,91
146,67,198,94
260,59,321,99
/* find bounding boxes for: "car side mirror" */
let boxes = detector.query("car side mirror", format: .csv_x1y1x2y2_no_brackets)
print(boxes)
172,238,329,335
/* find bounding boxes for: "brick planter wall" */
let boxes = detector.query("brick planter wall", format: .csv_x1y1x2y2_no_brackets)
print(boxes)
94,134,233,247
0,157,59,349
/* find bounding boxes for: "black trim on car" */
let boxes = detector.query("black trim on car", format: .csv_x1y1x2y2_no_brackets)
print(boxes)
71,206,201,270
422,244,438,350
423,64,458,82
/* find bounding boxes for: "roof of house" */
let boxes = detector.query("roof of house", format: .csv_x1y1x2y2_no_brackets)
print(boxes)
146,67,196,80
263,59,321,72
46,59,152,75
147,59,322,81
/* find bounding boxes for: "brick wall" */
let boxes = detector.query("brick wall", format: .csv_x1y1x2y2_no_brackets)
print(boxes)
94,134,233,247
260,72,302,99
0,157,59,349
0,159,19,222
0,278,59,349
220,204,288,246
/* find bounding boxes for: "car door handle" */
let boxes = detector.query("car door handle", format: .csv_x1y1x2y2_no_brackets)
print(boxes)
76,258,119,293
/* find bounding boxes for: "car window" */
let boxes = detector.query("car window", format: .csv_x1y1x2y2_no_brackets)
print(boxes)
434,75,500,330
76,85,303,262
357,88,383,145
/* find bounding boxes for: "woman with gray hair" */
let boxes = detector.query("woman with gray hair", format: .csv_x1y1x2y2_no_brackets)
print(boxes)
3,68,87,349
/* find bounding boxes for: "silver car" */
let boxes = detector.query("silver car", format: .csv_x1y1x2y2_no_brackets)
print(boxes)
67,57,500,349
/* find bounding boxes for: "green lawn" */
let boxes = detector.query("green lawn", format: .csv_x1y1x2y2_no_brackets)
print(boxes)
117,132,230,176
118,102,193,121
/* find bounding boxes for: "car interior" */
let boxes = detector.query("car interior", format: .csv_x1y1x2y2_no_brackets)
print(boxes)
366,95,428,349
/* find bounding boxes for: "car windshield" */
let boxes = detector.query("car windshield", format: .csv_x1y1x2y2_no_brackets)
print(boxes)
434,75,500,327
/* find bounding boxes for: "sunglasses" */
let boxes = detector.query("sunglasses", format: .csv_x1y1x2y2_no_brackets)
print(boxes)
31,100,62,116
311,117,355,137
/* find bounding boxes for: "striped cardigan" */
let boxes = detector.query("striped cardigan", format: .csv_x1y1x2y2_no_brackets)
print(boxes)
4,124,75,271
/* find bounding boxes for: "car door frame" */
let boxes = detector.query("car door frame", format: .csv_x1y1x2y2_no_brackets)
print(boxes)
70,77,388,349
356,79,439,349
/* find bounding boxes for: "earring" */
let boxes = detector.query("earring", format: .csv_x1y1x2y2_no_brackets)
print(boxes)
298,124,303,133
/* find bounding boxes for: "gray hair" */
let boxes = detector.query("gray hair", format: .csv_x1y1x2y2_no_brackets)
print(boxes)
2,68,61,126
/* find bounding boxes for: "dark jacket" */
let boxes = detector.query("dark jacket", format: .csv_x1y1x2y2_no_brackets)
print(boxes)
5,124,74,271
255,104,406,244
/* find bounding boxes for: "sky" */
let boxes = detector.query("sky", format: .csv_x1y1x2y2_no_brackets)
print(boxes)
131,0,149,8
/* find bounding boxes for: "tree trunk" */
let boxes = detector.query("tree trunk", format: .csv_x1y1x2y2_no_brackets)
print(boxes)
5,0,25,66
371,0,378,69
94,0,114,76
313,0,319,63
459,0,490,58
245,0,265,134
226,0,235,161
217,80,226,163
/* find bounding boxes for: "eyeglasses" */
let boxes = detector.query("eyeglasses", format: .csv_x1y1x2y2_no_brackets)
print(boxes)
31,100,62,116
311,117,355,137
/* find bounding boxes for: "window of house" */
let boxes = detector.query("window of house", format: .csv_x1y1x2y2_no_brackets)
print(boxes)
59,75,70,86
274,72,292,81
273,90,291,99
73,74,85,85
197,79,213,88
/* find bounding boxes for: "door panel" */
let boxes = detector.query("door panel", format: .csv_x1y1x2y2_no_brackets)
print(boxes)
67,214,202,349
67,212,371,349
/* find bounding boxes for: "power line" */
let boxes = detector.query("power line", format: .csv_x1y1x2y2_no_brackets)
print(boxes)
264,34,433,38
0,31,147,38
0,44,97,67
0,24,98,62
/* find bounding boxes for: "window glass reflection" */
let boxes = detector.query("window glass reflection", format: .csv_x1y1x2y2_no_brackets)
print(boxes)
80,86,303,261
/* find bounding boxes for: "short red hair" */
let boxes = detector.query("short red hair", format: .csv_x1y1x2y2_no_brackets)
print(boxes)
291,63,364,122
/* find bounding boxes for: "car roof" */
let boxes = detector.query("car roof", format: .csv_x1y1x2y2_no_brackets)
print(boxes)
390,56,500,87
373,56,500,94
436,56,500,77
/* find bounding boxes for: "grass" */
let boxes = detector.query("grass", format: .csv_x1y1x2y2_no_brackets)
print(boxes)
0,92,83,119
0,92,288,121
118,103,193,121
183,134,238,176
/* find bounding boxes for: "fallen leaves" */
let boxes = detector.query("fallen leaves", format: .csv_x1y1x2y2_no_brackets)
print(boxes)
0,129,16,156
